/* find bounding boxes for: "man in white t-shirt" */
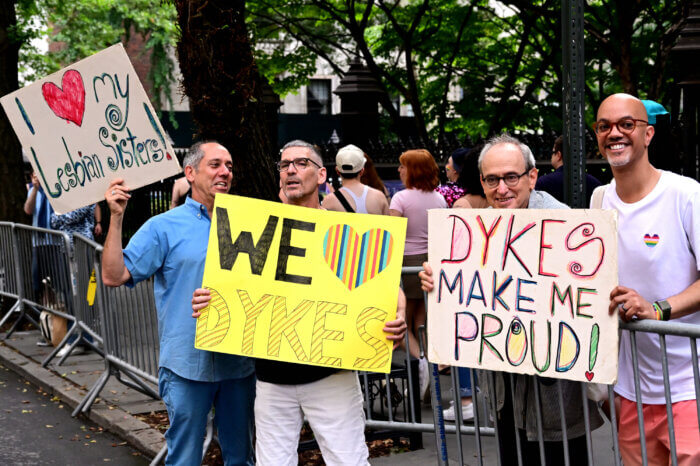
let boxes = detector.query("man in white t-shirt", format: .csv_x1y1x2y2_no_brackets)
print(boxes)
322,144,390,215
593,93,700,465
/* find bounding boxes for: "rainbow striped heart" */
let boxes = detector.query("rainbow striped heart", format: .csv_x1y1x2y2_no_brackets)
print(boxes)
644,234,659,247
323,225,393,290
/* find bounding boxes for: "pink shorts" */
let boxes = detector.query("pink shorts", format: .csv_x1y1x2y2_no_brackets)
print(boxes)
618,396,700,466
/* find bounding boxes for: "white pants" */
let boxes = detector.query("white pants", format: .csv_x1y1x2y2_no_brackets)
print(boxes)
254,371,369,466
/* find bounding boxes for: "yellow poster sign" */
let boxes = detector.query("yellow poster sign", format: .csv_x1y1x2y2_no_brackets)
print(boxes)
86,268,97,306
196,194,407,373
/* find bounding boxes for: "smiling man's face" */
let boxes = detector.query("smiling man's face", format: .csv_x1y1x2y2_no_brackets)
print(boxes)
186,142,233,210
480,143,537,210
596,94,654,168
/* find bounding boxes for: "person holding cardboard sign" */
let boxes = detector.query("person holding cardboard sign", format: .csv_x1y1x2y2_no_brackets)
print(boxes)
192,139,407,466
419,134,604,465
102,141,255,465
593,94,700,466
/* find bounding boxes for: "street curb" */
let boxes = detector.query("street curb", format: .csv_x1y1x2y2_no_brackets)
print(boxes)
0,342,165,460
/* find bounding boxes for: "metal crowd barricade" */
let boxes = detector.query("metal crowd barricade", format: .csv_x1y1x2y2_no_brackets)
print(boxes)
379,266,592,465
69,238,215,466
0,222,26,334
72,234,105,343
422,312,700,465
357,265,495,460
4,226,698,465
5,225,80,367
41,233,106,366
72,238,160,418
616,318,700,466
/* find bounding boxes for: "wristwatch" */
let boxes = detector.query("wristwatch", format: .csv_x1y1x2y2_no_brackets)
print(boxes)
654,300,671,321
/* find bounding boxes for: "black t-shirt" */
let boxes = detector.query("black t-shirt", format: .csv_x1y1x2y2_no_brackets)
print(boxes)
255,359,340,385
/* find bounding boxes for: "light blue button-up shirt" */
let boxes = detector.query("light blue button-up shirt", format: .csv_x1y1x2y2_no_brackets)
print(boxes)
123,197,254,382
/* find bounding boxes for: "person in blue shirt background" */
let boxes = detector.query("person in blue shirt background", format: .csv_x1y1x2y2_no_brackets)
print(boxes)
25,170,56,304
102,141,255,465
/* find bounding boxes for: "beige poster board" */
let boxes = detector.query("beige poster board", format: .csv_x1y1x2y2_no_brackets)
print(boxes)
427,209,618,384
195,194,408,374
0,43,181,214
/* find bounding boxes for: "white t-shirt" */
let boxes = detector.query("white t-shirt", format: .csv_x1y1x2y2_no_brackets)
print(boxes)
600,171,700,404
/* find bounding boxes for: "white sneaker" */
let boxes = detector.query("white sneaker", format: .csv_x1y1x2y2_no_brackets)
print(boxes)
443,400,474,422
418,358,430,399
57,345,85,358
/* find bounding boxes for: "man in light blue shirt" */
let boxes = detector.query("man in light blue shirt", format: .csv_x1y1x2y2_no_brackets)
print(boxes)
102,141,254,465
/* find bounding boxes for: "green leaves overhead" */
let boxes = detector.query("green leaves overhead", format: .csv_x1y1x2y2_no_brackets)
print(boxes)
15,0,690,141
247,0,687,141
246,0,561,140
17,0,178,113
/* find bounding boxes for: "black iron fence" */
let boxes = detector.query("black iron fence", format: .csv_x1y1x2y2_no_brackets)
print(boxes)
109,131,613,244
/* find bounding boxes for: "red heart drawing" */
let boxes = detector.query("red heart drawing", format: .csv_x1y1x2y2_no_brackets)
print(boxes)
585,371,594,381
41,70,85,127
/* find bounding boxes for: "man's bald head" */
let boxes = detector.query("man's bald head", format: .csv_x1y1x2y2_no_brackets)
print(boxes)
597,93,647,121
595,93,654,168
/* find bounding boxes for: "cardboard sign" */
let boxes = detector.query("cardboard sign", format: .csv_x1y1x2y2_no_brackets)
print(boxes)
0,44,181,214
196,195,408,373
427,209,618,384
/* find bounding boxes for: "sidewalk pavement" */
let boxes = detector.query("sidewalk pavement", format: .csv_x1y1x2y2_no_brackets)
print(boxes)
0,328,494,464
0,328,614,465
0,330,166,461
2,330,445,464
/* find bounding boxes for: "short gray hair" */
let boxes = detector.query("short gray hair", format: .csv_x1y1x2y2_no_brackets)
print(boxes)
478,134,536,174
281,139,323,166
183,140,221,170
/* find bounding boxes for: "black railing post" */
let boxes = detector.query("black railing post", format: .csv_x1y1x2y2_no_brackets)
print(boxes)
562,0,587,208
671,2,700,181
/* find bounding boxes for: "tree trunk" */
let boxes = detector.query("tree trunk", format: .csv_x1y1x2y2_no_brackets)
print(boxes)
175,0,277,201
0,2,29,223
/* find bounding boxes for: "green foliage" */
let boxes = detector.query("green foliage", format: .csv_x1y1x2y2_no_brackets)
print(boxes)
582,0,688,103
14,0,687,142
247,1,346,96
254,43,318,96
246,0,687,142
245,0,564,141
16,0,178,114
14,0,53,82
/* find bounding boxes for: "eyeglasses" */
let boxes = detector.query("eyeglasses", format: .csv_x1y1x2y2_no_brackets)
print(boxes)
482,169,530,188
276,157,321,172
593,118,648,135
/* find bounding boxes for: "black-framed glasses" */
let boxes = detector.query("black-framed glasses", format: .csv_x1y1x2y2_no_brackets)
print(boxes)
482,169,530,188
593,118,648,135
276,157,322,172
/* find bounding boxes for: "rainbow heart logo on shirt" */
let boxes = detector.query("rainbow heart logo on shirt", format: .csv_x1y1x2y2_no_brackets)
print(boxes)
323,225,393,290
643,234,659,247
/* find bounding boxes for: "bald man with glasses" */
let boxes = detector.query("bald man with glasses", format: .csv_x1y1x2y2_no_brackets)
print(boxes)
592,93,700,465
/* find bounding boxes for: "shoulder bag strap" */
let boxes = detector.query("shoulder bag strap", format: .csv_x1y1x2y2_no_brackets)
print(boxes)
590,184,608,209
333,189,355,213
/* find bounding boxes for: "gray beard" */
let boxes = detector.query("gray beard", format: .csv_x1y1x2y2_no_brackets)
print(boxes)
608,155,630,167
